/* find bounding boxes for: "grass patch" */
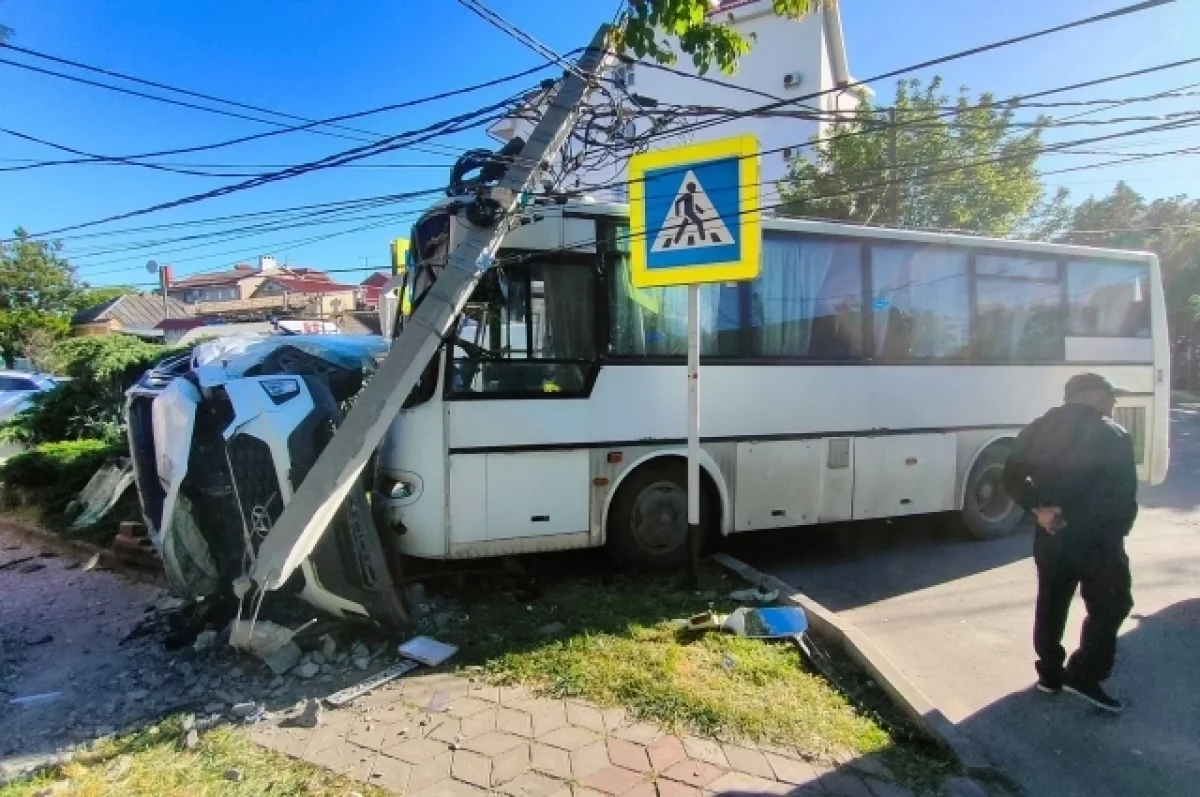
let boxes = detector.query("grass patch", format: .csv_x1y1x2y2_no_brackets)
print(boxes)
435,560,952,783
0,718,385,797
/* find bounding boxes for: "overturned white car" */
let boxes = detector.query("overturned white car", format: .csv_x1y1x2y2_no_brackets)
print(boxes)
125,335,409,628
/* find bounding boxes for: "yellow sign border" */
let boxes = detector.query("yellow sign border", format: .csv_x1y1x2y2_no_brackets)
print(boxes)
628,135,760,288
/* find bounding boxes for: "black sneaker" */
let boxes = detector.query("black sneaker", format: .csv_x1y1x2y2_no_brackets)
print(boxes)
1063,676,1123,713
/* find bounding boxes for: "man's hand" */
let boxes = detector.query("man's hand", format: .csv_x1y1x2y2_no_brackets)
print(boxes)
1033,507,1064,533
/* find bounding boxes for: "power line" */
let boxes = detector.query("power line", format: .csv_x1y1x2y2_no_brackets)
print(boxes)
0,50,568,171
633,0,1179,146
10,86,529,240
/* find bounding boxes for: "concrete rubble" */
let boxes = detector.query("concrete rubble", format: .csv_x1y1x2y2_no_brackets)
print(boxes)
0,529,458,783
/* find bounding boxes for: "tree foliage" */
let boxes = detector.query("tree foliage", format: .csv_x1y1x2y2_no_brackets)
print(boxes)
779,78,1069,237
1056,182,1200,321
0,229,82,367
621,0,828,74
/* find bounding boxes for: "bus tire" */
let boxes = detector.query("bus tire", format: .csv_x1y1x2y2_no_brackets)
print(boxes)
606,459,715,571
959,442,1026,540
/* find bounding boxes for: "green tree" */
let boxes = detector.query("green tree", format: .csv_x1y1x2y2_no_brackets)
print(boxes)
622,0,829,74
0,229,82,367
779,78,1069,236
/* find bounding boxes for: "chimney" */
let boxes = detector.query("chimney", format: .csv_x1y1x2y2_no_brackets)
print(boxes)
259,255,279,273
163,265,175,286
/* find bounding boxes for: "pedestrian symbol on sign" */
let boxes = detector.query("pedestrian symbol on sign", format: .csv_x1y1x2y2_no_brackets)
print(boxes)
651,170,735,253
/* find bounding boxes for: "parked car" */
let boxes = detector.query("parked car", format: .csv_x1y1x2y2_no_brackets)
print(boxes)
0,370,60,424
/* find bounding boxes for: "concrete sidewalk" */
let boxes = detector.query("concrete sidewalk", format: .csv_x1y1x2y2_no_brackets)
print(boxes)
733,407,1200,796
252,672,914,797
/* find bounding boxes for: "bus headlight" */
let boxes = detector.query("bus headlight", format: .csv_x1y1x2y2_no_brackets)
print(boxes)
378,471,422,502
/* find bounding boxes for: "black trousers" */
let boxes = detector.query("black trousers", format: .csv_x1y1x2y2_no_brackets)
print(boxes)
1033,528,1133,684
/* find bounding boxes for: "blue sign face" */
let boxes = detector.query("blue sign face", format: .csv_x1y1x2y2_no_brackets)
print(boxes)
642,156,742,271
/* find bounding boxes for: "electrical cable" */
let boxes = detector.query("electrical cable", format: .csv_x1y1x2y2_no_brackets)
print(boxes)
0,52,571,171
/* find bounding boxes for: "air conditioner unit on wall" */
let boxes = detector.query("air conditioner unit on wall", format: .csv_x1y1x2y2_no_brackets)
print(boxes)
782,72,802,89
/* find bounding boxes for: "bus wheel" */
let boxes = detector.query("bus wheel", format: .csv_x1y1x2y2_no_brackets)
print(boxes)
960,442,1025,540
607,459,713,570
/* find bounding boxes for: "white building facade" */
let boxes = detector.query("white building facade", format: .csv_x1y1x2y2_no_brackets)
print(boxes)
489,0,858,207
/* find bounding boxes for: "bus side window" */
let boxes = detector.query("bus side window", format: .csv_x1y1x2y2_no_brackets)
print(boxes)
1066,260,1151,338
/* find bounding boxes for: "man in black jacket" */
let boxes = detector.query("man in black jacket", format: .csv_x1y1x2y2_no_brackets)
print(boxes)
1002,373,1138,713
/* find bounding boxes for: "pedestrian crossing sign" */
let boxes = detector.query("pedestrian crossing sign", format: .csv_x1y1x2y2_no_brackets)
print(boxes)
628,135,760,288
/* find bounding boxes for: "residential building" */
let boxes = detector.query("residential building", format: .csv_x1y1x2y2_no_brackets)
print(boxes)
251,275,358,317
360,272,390,311
487,0,856,207
71,293,193,338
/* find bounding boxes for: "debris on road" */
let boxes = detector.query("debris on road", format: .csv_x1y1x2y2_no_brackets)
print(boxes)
728,586,780,603
192,630,219,653
0,555,35,571
81,553,101,572
228,619,313,675
66,458,135,531
9,692,62,708
283,698,324,727
671,606,808,639
17,561,45,574
324,660,420,708
397,636,457,666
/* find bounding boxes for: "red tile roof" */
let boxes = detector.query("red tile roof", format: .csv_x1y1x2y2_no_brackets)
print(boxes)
361,272,390,287
257,277,357,294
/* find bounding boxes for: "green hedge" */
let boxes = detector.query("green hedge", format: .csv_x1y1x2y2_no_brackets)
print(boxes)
1,439,122,496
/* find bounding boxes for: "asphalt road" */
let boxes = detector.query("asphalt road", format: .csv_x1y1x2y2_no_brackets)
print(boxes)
726,406,1200,797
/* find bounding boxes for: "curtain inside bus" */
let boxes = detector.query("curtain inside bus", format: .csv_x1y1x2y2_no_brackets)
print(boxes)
750,238,863,357
871,246,971,359
608,231,739,357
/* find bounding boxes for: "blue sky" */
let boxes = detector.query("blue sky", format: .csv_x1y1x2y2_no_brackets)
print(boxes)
1,0,1197,289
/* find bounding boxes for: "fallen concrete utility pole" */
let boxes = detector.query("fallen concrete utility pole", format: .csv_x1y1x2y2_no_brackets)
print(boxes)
250,25,614,592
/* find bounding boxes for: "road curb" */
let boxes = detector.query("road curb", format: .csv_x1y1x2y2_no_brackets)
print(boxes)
711,552,996,777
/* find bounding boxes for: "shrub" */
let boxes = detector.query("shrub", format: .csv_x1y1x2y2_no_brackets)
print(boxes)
1,439,122,495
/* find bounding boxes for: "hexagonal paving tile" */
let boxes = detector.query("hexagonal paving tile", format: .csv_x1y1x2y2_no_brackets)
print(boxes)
606,739,651,773
762,753,822,787
461,707,499,739
464,730,526,756
580,765,646,796
612,723,664,745
452,749,492,789
565,701,607,733
646,736,687,773
571,741,612,780
491,741,532,786
408,752,455,794
681,736,728,768
497,707,536,738
531,742,573,780
498,770,565,797
447,696,495,718
660,759,723,788
409,777,488,797
370,754,413,793
720,744,775,780
539,725,599,752
706,772,793,796
384,736,451,765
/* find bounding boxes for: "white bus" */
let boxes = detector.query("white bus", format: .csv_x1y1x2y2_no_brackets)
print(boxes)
375,201,1169,569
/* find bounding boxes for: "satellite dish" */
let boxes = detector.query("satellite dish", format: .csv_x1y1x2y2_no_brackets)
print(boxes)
146,259,159,274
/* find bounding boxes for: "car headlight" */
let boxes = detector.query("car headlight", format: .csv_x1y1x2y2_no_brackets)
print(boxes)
260,378,301,404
